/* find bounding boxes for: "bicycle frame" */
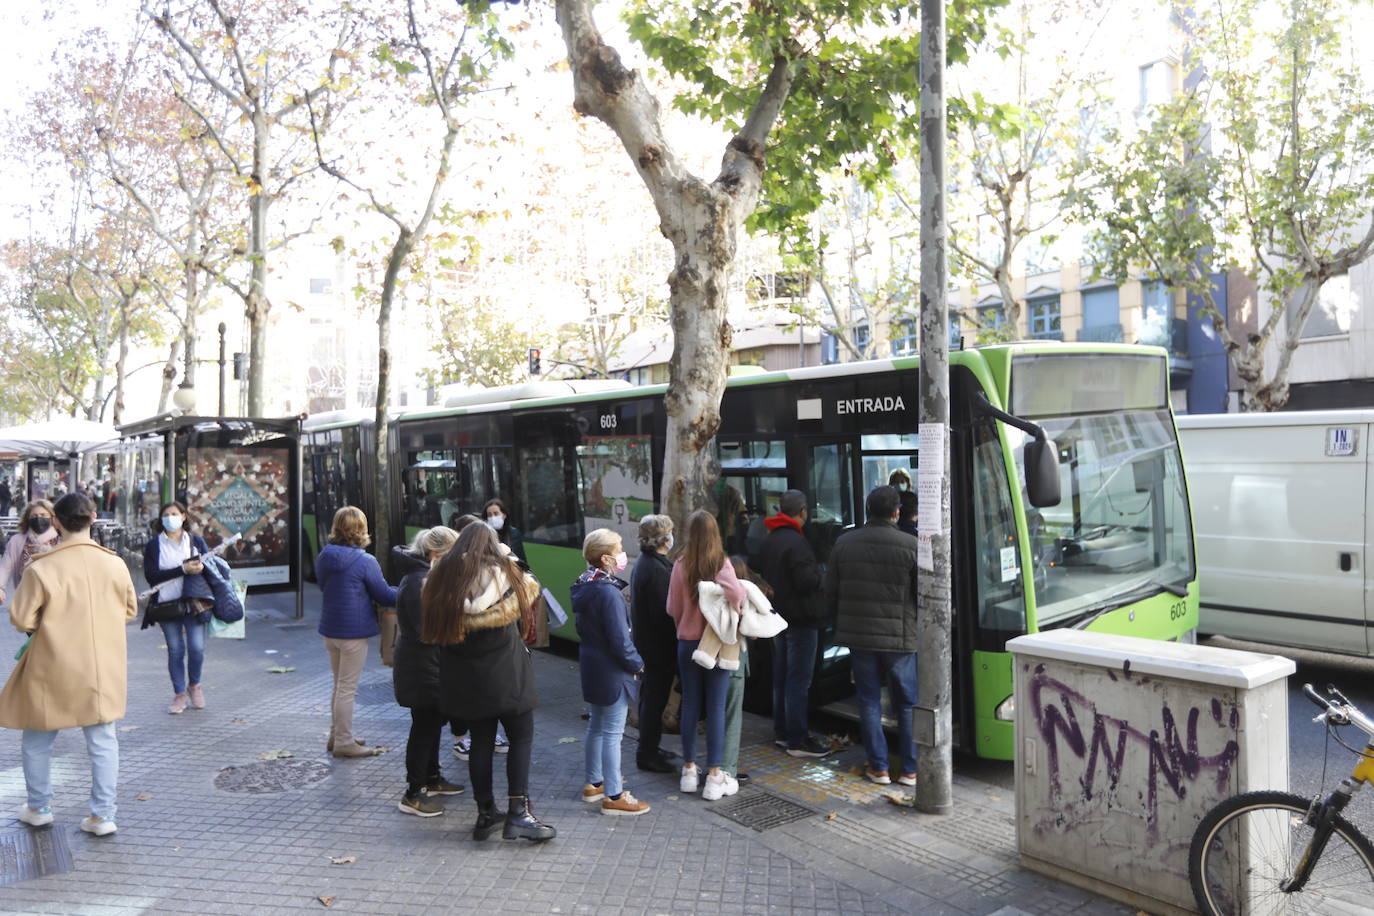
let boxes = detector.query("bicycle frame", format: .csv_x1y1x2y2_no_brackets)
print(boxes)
1283,689,1374,893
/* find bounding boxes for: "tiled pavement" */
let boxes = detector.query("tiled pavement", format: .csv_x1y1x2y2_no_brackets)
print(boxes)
0,583,1131,915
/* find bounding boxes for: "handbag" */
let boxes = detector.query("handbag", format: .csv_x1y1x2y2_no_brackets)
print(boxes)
493,573,544,648
143,598,187,627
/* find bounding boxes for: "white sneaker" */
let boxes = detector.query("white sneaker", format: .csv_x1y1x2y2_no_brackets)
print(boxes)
702,772,739,801
679,764,699,794
80,815,117,836
17,805,53,827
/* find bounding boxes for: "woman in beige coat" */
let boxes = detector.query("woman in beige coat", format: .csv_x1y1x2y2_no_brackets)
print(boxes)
0,493,137,837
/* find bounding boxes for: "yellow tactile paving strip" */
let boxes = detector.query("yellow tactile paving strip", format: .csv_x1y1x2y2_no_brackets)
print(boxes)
736,743,910,806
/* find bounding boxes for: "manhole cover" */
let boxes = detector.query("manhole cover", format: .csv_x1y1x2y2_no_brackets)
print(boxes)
0,826,74,885
215,759,332,794
355,678,395,706
713,791,818,832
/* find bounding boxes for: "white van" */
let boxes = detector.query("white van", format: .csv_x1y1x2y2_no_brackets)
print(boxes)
1176,410,1373,655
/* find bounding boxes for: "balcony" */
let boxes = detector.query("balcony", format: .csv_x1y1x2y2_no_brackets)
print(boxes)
1029,329,1064,341
1077,323,1124,343
1136,317,1189,357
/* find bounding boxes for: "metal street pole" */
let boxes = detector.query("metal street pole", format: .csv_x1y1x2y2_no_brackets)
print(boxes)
218,322,228,417
915,0,953,814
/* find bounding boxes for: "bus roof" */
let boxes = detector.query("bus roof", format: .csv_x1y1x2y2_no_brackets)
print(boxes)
377,341,1167,424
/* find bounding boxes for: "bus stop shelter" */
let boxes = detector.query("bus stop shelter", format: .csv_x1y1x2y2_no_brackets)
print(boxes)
116,413,305,618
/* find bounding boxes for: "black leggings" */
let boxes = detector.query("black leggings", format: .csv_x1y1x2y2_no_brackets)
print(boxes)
637,661,676,757
468,710,534,805
405,706,449,795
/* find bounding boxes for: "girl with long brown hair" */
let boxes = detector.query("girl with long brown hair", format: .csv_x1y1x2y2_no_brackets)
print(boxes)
421,522,554,842
665,509,747,801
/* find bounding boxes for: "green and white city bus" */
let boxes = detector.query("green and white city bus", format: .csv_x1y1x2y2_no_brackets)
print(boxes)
303,343,1197,760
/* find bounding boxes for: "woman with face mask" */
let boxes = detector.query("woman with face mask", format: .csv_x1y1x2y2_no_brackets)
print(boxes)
481,498,524,562
141,502,211,715
572,529,649,816
0,500,58,607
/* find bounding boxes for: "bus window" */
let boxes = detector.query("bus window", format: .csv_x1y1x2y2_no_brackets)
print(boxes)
403,451,458,529
808,441,856,561
519,444,580,546
860,433,918,497
971,420,1024,633
577,433,654,557
1015,409,1195,626
717,440,788,557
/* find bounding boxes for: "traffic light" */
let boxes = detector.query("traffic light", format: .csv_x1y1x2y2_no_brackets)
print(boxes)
528,348,541,376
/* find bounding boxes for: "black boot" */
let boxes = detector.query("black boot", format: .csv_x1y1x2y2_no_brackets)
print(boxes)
502,795,556,841
472,800,500,841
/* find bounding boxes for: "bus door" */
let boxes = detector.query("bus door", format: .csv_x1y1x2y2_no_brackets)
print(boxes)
803,439,860,561
716,438,790,559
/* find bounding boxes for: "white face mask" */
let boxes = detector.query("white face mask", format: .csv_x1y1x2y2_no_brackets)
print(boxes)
486,515,505,532
664,534,674,551
162,515,184,533
612,551,628,572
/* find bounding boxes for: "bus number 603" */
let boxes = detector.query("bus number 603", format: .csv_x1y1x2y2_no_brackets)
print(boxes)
600,414,618,430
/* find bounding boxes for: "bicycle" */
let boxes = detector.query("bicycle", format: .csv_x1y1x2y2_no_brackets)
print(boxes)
1188,683,1374,915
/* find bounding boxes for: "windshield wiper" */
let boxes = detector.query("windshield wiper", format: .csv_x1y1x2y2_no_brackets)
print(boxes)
1062,575,1190,630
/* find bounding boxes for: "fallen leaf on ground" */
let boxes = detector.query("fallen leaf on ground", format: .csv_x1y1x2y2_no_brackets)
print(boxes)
824,811,838,820
884,792,915,807
119,725,139,732
231,717,249,724
326,856,357,865
317,896,335,907
259,749,294,760
556,737,578,744
266,666,295,674
135,793,153,801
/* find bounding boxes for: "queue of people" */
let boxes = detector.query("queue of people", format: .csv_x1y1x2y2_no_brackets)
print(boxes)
3,477,920,842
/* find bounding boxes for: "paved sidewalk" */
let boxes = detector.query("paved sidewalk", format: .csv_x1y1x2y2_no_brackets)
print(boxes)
0,583,1130,915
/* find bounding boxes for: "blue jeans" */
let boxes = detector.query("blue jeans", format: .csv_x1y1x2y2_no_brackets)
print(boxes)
771,626,819,746
849,650,918,776
161,616,206,694
23,722,119,818
677,639,729,769
584,688,630,798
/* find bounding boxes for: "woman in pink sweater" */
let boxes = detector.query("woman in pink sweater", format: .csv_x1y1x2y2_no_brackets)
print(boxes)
666,510,746,801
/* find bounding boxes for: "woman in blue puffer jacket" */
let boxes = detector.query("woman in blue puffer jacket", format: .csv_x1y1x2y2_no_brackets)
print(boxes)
317,506,397,758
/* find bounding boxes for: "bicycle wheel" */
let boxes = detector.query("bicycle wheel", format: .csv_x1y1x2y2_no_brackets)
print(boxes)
1190,790,1374,915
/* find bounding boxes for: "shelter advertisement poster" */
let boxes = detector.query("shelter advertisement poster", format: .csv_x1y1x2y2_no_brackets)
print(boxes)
187,447,291,585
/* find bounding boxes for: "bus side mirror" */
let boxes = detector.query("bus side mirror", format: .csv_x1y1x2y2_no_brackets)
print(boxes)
1025,438,1061,508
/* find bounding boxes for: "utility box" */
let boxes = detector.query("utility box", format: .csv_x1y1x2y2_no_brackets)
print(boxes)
1009,630,1294,916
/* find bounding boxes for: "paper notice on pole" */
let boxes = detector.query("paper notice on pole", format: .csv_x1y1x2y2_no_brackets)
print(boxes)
916,422,946,571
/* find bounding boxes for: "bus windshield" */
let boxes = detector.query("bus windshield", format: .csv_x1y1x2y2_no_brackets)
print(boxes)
1013,408,1195,627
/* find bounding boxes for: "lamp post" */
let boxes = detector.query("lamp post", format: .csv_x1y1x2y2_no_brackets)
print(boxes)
172,335,196,414
218,322,228,417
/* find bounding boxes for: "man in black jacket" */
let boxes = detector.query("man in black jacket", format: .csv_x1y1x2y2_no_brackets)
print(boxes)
631,514,678,773
826,485,919,787
751,490,830,758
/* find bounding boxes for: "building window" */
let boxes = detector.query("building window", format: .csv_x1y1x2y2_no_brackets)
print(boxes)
1301,274,1356,339
949,314,962,347
309,278,333,295
853,324,871,358
977,304,1006,332
821,332,840,365
891,318,917,356
1028,296,1062,339
1140,281,1173,348
1138,60,1176,111
1079,286,1122,342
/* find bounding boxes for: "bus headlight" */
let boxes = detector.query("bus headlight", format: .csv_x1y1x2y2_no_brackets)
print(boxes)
995,695,1015,721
